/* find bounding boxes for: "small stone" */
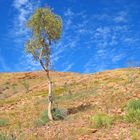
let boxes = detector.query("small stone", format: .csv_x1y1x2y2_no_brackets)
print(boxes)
90,129,98,133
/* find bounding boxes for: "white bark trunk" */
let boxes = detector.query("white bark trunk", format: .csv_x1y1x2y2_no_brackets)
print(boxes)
48,80,53,120
38,46,53,121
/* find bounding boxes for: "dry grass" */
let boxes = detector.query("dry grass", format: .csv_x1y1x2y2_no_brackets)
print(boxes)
0,68,140,139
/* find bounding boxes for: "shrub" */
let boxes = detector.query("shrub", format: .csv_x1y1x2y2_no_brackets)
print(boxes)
34,110,49,127
52,108,67,120
3,82,10,90
90,113,113,128
11,84,17,94
130,128,140,140
0,119,8,127
35,108,67,127
124,100,140,122
22,81,29,93
0,133,16,140
127,100,140,110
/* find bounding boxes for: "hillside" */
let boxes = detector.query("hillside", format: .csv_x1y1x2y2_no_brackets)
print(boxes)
0,68,140,140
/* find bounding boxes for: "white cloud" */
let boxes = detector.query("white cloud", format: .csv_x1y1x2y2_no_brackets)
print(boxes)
18,54,41,71
64,8,74,17
0,58,9,71
114,11,127,23
51,8,137,73
12,0,40,38
112,54,125,63
82,8,139,73
11,0,41,71
13,0,28,8
10,3,140,73
0,50,9,71
63,63,74,72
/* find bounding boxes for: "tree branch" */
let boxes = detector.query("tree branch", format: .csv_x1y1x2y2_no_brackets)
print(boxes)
38,47,51,82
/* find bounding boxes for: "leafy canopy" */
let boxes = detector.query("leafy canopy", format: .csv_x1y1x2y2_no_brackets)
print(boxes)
25,8,62,61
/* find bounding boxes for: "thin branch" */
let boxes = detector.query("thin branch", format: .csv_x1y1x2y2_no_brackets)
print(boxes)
38,47,51,82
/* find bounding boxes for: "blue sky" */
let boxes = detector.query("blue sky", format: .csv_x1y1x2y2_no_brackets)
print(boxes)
0,0,140,73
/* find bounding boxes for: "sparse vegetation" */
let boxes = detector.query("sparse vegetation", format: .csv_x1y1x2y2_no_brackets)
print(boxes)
130,128,140,140
124,99,140,123
22,81,29,93
0,133,16,140
34,110,49,127
90,113,113,128
0,119,9,127
0,68,140,139
11,83,17,94
35,108,67,127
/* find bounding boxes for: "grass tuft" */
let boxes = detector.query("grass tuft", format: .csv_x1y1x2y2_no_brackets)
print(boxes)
35,108,67,127
0,133,16,140
124,99,140,123
0,119,9,127
90,113,113,128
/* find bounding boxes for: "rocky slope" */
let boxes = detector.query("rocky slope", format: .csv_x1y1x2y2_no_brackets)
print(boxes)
0,68,140,139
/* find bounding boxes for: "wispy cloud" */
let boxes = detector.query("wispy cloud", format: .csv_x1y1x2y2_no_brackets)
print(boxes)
114,11,127,23
10,3,140,73
13,0,33,37
17,54,41,71
0,50,9,72
12,0,41,38
11,0,41,71
63,63,74,72
58,8,139,73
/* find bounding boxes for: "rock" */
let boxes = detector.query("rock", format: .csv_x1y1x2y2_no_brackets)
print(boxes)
89,128,97,133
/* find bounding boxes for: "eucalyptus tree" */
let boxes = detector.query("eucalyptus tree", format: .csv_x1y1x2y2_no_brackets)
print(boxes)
25,7,62,120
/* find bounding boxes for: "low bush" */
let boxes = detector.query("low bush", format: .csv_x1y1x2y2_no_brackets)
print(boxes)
52,108,67,120
90,113,113,128
0,133,16,140
22,81,29,93
124,99,140,122
35,108,67,127
0,119,9,127
34,110,49,127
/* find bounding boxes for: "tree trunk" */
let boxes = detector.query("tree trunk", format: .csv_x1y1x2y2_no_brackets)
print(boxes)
39,59,54,121
48,79,53,120
39,46,54,121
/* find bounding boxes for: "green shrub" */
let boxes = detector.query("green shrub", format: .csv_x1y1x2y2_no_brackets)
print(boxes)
35,108,67,127
0,133,16,140
52,108,67,120
90,113,113,128
130,128,140,140
0,119,8,127
34,110,49,127
124,100,140,122
22,81,29,93
127,100,140,110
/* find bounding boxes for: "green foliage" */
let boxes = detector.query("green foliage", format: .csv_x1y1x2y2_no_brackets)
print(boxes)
0,119,9,127
35,110,49,127
127,99,140,110
35,108,67,127
130,128,140,140
22,81,30,93
27,8,62,41
3,82,10,90
0,133,16,140
90,113,113,128
55,87,65,95
124,100,140,122
0,87,3,94
25,7,62,61
52,108,67,120
11,83,17,94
